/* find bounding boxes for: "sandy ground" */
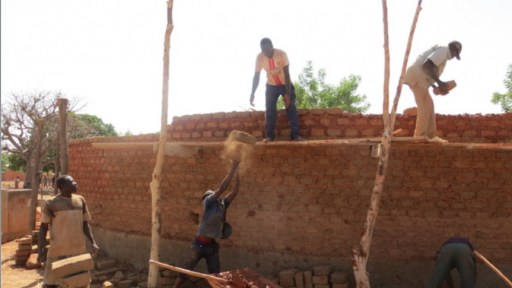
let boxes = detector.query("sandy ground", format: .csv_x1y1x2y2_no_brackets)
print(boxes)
1,240,45,288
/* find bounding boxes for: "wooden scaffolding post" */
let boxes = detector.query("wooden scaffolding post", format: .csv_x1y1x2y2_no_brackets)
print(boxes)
53,130,60,195
147,1,174,288
29,119,45,231
352,1,423,287
58,98,69,175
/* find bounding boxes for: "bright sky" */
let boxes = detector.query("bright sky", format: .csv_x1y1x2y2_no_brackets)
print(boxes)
2,1,511,135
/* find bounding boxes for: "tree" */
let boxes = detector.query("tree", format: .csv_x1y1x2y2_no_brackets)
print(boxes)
2,91,66,182
491,64,512,112
277,61,370,112
1,154,10,173
1,91,117,181
6,153,26,172
41,114,118,172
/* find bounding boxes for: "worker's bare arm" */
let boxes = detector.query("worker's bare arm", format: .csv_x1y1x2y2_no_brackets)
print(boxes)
83,221,100,258
225,171,240,203
283,65,292,107
37,223,49,263
422,59,448,92
213,157,241,200
250,72,261,107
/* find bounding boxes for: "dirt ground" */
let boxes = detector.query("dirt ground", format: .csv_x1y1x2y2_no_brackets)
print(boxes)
1,240,45,288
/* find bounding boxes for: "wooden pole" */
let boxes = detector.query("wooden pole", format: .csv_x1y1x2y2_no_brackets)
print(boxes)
54,127,61,195
149,260,229,284
474,251,512,287
147,1,173,287
29,119,45,231
352,1,423,287
58,98,69,175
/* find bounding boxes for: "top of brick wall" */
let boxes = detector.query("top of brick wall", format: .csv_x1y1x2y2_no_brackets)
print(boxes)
69,110,512,145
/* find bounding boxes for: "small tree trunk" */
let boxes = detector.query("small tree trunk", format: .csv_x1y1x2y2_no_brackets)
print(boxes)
58,98,69,175
54,131,60,195
352,1,423,287
148,2,173,288
29,119,45,231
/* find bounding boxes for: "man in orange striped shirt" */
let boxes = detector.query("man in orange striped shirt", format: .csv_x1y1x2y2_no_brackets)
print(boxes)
250,38,304,142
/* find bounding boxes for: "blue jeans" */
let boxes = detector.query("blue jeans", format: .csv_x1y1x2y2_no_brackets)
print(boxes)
265,84,300,140
178,238,220,279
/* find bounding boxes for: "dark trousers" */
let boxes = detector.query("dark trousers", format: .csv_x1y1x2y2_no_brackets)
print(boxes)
178,238,220,279
426,243,476,288
265,84,300,140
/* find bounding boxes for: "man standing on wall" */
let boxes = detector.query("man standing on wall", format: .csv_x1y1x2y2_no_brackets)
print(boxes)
426,237,476,288
250,38,305,142
404,41,462,143
38,175,99,288
173,157,241,288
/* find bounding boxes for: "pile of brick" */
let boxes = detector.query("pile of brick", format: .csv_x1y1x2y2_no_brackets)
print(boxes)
279,266,350,288
14,236,32,266
14,230,41,268
92,258,154,288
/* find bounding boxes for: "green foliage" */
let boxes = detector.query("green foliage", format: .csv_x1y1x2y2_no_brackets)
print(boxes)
6,153,26,172
1,154,10,173
491,64,512,112
71,114,119,138
277,61,370,113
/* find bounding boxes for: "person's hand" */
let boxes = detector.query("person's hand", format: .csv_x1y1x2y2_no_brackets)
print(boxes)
438,81,449,94
91,243,100,259
283,94,291,108
250,94,255,107
230,156,241,170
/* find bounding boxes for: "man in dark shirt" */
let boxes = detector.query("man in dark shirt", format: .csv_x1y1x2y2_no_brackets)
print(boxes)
426,238,475,288
173,157,241,288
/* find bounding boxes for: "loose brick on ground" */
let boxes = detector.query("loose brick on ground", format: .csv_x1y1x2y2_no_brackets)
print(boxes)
313,266,331,276
312,275,329,285
330,271,349,284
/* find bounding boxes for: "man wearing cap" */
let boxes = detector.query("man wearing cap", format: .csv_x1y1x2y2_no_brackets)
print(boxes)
250,38,305,142
173,157,241,288
426,237,476,288
404,41,462,143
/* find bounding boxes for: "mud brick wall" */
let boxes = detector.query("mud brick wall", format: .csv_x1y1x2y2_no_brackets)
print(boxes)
168,110,512,143
68,111,512,286
1,189,32,242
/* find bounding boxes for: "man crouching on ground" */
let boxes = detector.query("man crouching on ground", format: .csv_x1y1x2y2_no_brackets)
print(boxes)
38,175,99,288
173,157,241,288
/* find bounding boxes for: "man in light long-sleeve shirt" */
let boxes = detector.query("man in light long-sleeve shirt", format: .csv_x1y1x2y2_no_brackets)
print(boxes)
404,41,462,143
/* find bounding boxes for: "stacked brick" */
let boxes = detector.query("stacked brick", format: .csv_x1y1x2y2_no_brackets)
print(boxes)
15,236,32,266
167,110,512,143
279,266,350,288
14,230,41,268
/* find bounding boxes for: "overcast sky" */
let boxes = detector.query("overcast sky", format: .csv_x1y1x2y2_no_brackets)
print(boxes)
2,0,511,135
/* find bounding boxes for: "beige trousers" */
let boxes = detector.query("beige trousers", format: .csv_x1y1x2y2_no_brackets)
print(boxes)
409,84,437,138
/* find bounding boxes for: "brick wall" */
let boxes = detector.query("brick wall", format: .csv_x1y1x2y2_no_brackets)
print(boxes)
168,110,512,143
1,170,27,181
68,111,512,286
